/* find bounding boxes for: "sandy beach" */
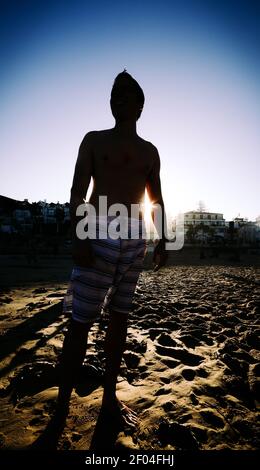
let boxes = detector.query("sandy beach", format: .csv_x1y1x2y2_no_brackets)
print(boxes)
0,251,259,453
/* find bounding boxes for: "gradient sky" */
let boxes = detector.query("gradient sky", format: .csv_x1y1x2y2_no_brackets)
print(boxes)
1,0,259,221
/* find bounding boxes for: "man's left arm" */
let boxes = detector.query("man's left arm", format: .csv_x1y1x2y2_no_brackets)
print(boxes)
146,145,168,270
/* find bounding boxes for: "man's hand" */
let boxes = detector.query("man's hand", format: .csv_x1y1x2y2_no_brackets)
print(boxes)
153,239,168,271
72,237,95,268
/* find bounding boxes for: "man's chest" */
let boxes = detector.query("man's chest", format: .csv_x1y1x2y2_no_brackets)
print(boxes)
93,141,151,174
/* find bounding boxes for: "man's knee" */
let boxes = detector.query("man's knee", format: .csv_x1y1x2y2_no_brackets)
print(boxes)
109,310,129,326
68,318,92,337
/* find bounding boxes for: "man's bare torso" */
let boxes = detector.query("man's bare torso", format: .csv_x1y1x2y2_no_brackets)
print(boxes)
88,129,156,215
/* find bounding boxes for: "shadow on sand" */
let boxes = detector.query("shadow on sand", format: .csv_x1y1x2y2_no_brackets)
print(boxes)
29,404,126,451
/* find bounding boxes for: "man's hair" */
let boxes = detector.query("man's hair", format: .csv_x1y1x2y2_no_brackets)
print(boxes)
111,69,145,118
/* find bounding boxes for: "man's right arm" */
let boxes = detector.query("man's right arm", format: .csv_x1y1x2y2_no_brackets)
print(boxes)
70,132,95,265
70,132,95,235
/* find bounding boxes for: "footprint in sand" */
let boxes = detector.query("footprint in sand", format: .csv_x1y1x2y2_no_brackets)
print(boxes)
201,335,214,346
140,371,150,378
162,401,176,412
171,301,189,310
221,353,248,376
219,338,239,355
127,338,147,354
0,296,13,304
196,368,209,378
233,349,256,364
33,288,47,294
245,331,260,349
181,368,196,381
123,351,141,369
8,361,57,405
157,333,177,347
221,328,236,338
29,417,42,426
156,420,199,449
161,358,180,368
210,322,223,333
179,335,201,349
188,425,207,443
148,328,171,340
216,333,229,344
46,292,65,298
160,376,171,384
189,392,199,405
156,345,204,366
154,387,171,396
159,320,180,330
200,410,225,429
71,433,82,442
222,374,255,408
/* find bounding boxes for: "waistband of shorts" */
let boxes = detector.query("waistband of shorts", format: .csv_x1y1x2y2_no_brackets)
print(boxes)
87,215,144,225
85,215,146,238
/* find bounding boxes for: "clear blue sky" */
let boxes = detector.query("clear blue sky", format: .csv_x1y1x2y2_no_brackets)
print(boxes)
1,0,259,221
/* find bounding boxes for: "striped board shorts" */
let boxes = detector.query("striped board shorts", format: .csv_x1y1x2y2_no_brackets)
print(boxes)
63,216,147,324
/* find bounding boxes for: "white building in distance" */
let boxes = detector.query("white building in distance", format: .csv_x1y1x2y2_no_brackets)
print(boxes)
181,211,226,243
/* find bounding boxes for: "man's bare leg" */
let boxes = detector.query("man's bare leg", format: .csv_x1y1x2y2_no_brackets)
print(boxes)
30,319,91,448
101,311,138,425
56,318,91,418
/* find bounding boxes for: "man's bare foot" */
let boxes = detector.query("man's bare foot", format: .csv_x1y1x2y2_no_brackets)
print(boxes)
101,396,138,428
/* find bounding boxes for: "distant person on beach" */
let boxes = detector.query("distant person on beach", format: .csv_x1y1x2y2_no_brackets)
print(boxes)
56,70,168,428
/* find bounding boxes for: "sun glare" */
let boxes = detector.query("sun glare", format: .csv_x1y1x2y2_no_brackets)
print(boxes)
144,192,153,223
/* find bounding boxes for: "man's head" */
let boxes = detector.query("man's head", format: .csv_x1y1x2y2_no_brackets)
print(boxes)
110,70,145,122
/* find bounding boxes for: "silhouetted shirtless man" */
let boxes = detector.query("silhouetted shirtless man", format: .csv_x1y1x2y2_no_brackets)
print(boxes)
56,70,168,428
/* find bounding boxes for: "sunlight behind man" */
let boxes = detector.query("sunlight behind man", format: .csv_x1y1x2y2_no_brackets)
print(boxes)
143,191,153,223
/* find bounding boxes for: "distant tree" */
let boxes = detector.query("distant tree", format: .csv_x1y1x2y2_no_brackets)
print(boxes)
31,202,43,234
56,206,65,234
186,224,198,243
197,200,207,212
208,226,215,241
198,222,210,242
